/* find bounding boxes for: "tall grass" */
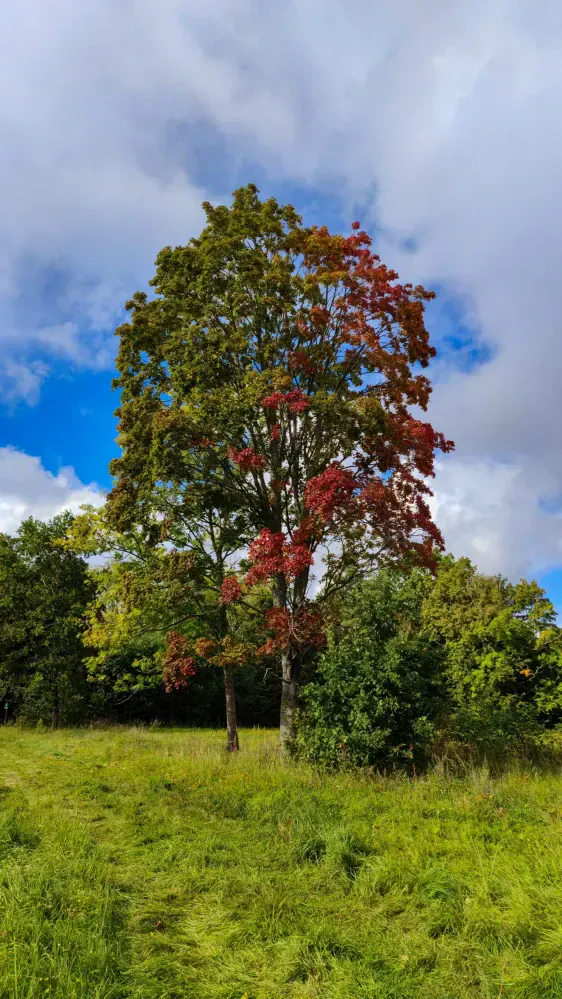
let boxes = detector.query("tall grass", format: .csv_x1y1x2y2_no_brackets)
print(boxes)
0,726,561,998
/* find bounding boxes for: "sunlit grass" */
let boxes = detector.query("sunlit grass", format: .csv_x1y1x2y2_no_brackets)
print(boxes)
1,726,561,998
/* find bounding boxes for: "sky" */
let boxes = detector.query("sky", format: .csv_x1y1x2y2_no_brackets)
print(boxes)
1,0,562,603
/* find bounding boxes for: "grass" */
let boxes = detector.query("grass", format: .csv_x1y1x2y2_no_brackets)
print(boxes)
0,727,561,998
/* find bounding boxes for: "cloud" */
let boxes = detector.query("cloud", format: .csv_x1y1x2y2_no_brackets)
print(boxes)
430,457,562,579
0,360,49,406
0,448,104,535
2,0,562,577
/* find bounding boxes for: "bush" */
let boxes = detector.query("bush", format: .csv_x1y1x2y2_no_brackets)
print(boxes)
296,633,445,769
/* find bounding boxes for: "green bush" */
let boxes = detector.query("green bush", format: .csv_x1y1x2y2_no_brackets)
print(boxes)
296,633,445,769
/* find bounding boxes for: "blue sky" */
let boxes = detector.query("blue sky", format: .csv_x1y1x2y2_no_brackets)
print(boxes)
1,0,562,608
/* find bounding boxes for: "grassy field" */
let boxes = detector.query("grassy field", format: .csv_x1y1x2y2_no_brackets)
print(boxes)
0,728,561,999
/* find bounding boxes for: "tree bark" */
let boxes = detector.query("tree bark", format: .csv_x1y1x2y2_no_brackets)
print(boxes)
223,663,239,752
279,648,300,755
217,598,239,752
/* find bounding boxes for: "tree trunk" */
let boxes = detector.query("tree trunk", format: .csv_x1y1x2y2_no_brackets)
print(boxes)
51,694,59,731
223,663,239,752
280,649,300,756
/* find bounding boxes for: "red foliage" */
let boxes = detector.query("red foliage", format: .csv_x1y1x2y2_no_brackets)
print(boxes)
220,577,243,605
288,350,317,376
262,392,285,410
270,423,281,441
258,605,326,656
284,388,310,413
163,631,197,692
228,446,267,470
245,528,313,587
305,464,357,523
261,389,309,414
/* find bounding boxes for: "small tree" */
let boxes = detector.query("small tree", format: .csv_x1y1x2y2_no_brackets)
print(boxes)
110,184,453,751
66,502,253,751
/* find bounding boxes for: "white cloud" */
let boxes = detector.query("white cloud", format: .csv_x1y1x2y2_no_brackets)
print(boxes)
430,457,562,578
0,360,49,406
0,448,104,535
2,0,562,576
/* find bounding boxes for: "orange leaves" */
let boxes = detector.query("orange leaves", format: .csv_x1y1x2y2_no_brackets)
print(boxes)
163,629,251,692
194,637,217,658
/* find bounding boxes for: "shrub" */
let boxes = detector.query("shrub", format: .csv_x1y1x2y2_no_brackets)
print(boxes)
296,633,445,769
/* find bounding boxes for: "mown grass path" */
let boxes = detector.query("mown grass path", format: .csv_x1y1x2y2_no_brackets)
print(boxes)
0,728,561,998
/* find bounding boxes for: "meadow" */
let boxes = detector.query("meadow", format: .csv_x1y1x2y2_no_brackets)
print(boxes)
0,727,561,999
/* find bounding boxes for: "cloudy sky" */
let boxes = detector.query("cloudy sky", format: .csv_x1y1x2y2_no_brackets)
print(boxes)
1,0,562,600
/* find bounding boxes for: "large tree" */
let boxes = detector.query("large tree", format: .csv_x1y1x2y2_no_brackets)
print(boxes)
0,514,93,728
109,184,453,751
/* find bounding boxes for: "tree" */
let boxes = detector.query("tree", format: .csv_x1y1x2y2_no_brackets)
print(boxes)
421,556,562,748
0,514,93,727
66,503,253,751
109,184,453,751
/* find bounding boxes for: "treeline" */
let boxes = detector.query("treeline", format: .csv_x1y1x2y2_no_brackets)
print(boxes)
1,513,561,766
0,513,280,730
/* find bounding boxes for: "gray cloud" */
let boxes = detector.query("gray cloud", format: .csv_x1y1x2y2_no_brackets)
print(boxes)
1,0,562,576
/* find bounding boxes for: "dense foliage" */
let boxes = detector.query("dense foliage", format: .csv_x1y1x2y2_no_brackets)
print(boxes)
1,510,561,767
297,557,562,767
0,515,94,727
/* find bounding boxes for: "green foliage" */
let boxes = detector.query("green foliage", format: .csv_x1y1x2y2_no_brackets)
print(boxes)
0,514,94,725
299,559,562,768
63,506,280,729
425,558,562,748
297,633,445,768
1,727,562,998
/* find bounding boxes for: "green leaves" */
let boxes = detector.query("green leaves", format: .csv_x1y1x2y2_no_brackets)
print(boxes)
0,515,94,723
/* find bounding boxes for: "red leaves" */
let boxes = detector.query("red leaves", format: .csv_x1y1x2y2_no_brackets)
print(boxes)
261,389,310,414
220,577,243,605
245,528,313,587
258,605,326,656
362,414,454,479
228,447,267,471
305,464,357,523
270,423,281,441
284,388,310,413
351,221,361,231
288,350,317,376
262,392,285,410
162,631,197,692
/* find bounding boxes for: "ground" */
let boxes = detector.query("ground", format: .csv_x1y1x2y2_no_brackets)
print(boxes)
0,727,561,998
